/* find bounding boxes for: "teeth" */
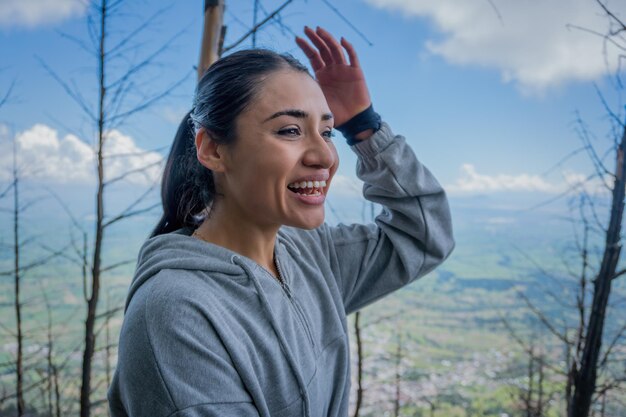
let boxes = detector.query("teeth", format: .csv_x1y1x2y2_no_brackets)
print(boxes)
288,180,327,189
297,190,321,196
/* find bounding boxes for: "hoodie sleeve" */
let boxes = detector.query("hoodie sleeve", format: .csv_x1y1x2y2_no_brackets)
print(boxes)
321,121,455,315
107,272,261,417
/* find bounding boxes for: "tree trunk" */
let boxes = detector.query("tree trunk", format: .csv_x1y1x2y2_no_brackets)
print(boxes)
393,332,402,417
45,291,53,417
13,133,24,416
570,121,626,417
537,354,544,417
80,1,107,416
105,289,112,417
352,311,363,417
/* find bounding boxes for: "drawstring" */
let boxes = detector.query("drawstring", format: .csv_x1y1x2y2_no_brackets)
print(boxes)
232,256,311,417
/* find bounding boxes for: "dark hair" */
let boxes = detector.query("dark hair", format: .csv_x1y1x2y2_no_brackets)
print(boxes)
151,49,310,237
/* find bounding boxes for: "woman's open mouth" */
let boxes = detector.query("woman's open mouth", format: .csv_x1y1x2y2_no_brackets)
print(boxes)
287,180,327,196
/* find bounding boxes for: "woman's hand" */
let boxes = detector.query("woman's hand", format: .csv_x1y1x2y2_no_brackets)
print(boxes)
295,26,371,128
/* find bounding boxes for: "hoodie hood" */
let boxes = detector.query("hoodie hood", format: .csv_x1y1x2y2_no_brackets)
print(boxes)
125,227,253,312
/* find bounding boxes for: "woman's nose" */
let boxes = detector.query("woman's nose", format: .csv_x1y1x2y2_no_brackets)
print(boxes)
303,133,336,169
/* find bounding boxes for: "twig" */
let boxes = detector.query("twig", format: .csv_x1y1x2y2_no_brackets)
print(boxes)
320,0,373,46
223,0,294,53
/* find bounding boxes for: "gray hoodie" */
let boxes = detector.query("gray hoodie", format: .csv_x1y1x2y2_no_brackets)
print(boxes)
107,121,455,417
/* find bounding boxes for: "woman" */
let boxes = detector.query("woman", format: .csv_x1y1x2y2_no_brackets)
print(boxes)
108,26,454,417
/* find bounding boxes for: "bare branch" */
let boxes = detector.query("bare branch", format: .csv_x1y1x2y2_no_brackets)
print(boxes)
103,145,168,159
594,84,625,129
484,0,503,25
575,112,613,184
613,268,626,280
56,30,96,56
102,160,161,188
106,26,187,93
320,0,373,46
0,320,17,338
524,172,604,212
0,79,15,108
223,0,295,53
598,321,626,369
107,72,190,127
596,0,626,33
103,180,159,228
105,202,161,230
95,305,124,321
43,187,86,233
518,292,572,346
36,57,96,122
100,259,136,273
0,244,69,276
38,242,83,268
540,145,588,177
107,5,173,57
0,182,13,200
499,314,568,377
566,23,626,53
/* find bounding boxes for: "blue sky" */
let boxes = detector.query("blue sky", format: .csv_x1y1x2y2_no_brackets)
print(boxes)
0,0,625,213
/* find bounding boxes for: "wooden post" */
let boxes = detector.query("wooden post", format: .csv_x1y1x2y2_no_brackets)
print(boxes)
198,0,225,81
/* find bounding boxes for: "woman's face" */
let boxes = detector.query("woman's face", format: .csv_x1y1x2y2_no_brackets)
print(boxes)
218,69,339,230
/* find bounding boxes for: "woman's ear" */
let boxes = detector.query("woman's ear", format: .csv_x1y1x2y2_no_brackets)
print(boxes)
195,128,226,172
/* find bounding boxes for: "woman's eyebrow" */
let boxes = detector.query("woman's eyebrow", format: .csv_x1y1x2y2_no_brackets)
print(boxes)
263,109,334,123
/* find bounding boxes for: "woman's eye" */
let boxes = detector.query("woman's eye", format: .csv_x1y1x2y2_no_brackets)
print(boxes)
278,127,301,138
322,129,335,141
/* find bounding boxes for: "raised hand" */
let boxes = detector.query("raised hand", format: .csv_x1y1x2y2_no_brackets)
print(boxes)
295,26,372,127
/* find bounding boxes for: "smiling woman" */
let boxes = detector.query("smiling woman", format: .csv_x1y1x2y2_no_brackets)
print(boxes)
193,69,339,240
107,26,455,417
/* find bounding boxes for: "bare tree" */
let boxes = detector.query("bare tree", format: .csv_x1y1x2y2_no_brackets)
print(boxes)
352,311,364,417
392,331,403,417
0,173,68,416
506,340,553,417
41,287,62,417
350,201,377,417
507,3,626,414
570,120,626,417
11,134,24,416
37,1,190,414
0,127,67,416
568,3,626,415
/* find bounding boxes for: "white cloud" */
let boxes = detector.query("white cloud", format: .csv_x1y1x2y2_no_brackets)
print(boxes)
446,163,610,196
0,0,86,29
447,163,557,193
365,0,626,91
0,124,163,186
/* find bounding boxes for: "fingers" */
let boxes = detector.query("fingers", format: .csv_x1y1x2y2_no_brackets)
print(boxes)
295,36,325,72
314,26,347,65
340,37,360,68
303,26,334,65
296,25,360,70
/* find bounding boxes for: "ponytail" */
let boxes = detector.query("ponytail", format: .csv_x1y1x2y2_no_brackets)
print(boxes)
150,111,214,237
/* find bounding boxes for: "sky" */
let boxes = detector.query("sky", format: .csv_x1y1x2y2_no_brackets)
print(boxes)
0,0,625,218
